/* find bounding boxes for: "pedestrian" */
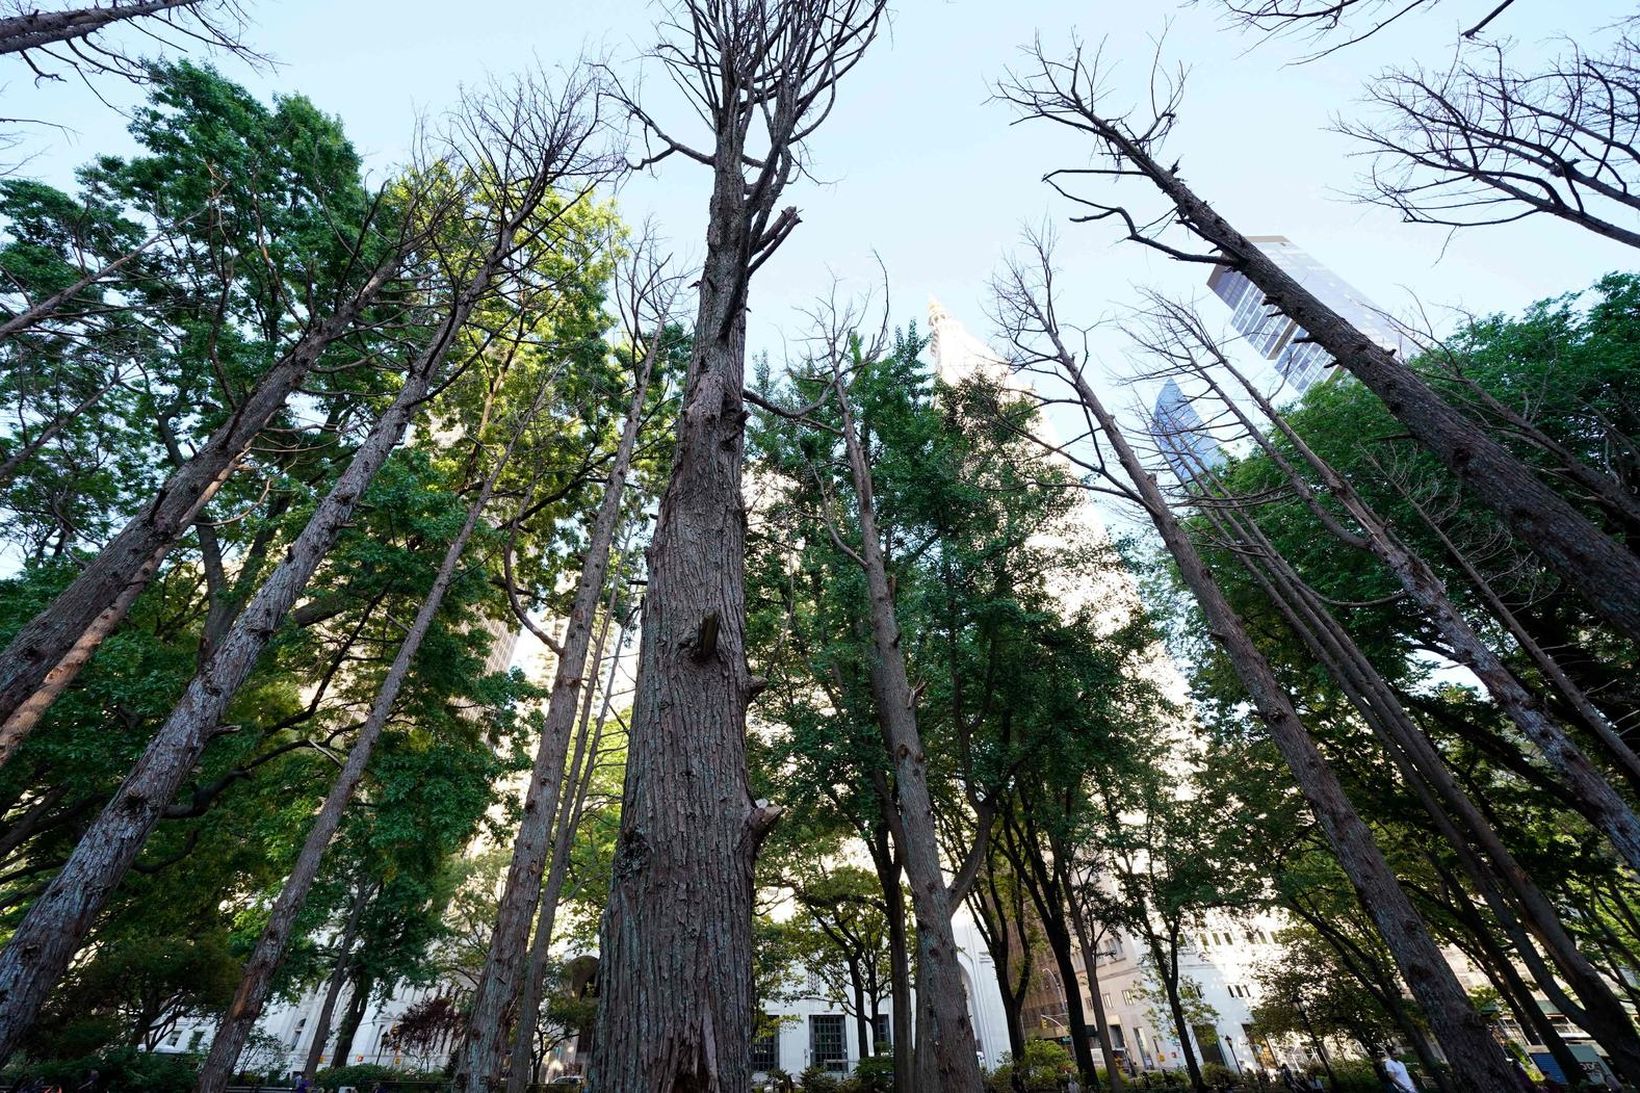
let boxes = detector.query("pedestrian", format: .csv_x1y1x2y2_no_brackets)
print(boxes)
293,1077,311,1093
1381,1053,1417,1093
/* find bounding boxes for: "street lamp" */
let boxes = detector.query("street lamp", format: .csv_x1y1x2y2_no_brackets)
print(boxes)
1291,994,1339,1093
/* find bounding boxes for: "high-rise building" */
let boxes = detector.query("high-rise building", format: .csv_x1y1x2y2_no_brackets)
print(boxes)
1150,378,1224,484
1206,236,1412,395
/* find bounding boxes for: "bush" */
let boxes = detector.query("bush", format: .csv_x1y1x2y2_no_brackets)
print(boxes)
797,1065,843,1093
1201,1061,1237,1090
985,1039,1076,1092
844,1055,894,1092
7,1047,202,1093
312,1063,443,1090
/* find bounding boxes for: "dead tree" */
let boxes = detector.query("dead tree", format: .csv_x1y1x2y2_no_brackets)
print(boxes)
1170,445,1640,1089
0,70,610,1061
1340,35,1640,249
505,595,631,1093
1210,0,1526,56
194,328,558,1092
989,230,1520,1093
995,39,1640,650
457,250,672,1093
0,186,416,764
587,3,887,1090
0,0,258,80
1134,297,1640,865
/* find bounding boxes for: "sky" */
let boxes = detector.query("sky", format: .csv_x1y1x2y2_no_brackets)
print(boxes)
6,0,1635,440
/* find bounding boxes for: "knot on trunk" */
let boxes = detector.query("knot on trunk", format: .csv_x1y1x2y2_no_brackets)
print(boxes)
689,611,720,663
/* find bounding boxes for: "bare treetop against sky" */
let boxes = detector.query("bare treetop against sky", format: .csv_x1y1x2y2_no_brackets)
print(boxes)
10,0,1634,393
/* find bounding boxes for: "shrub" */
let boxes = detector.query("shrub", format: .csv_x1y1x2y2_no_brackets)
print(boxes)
845,1055,894,1092
985,1039,1076,1092
798,1065,843,1093
10,1047,202,1093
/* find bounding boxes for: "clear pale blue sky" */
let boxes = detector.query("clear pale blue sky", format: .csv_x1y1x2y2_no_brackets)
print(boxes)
7,0,1635,419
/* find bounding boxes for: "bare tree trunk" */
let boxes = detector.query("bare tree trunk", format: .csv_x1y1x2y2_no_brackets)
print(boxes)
459,333,657,1092
0,245,403,761
1000,54,1640,645
303,886,371,1080
504,602,625,1093
0,207,507,1060
869,817,914,1093
0,219,175,344
0,0,197,55
1194,343,1640,866
1207,499,1640,1088
589,8,884,1087
1392,474,1640,788
195,390,532,1092
1067,880,1123,1088
330,967,373,1069
829,367,984,1092
1018,340,1517,1091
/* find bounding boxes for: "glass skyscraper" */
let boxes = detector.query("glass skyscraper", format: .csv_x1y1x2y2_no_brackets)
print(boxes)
1205,236,1411,395
1150,378,1224,484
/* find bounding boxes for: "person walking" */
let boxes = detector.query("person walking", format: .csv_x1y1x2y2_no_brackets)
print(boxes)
1382,1054,1417,1092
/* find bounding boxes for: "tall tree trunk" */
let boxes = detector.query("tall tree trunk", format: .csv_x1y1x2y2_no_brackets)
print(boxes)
0,224,506,1060
1393,476,1640,788
460,337,656,1092
0,0,198,55
0,250,402,761
1067,888,1123,1088
504,601,625,1093
303,888,371,1081
830,368,984,1092
1204,352,1640,858
1044,350,1518,1092
1012,74,1640,642
1000,816,1099,1087
870,818,914,1093
330,967,374,1070
1200,494,1640,1088
195,400,529,1092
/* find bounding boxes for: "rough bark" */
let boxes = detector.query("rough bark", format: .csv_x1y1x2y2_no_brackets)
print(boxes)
0,0,198,55
868,818,914,1093
458,333,655,1092
195,404,525,1092
0,233,494,1060
588,7,884,1086
1042,351,1517,1091
1210,500,1640,1089
504,601,624,1093
1003,56,1640,644
829,369,984,1091
1199,348,1640,871
0,252,402,761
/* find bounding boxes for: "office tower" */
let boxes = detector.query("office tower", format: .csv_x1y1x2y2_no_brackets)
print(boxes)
1151,378,1223,483
1206,236,1411,395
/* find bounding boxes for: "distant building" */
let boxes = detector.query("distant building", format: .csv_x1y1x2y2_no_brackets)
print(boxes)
1206,236,1412,396
1150,379,1224,484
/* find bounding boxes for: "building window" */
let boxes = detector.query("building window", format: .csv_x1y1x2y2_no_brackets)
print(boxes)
1109,1024,1125,1049
750,1022,779,1071
166,1030,181,1047
873,1013,892,1053
810,1014,847,1072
